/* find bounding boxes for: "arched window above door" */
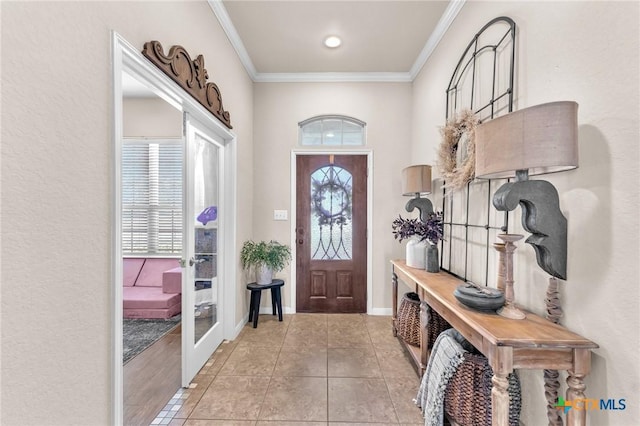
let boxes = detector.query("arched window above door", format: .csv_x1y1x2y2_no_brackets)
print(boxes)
299,115,366,146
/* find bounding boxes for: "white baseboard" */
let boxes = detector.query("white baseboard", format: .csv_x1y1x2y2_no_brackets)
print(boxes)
368,307,392,316
258,306,295,314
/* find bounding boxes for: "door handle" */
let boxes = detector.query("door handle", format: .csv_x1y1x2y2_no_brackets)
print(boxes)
189,257,206,266
298,239,303,244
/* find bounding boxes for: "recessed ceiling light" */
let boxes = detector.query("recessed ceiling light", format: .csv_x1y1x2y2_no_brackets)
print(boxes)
324,35,342,48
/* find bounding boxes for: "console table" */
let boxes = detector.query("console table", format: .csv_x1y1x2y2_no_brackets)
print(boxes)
391,259,598,426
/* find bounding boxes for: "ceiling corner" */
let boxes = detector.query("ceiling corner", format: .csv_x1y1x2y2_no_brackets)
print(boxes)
207,0,258,81
409,0,466,80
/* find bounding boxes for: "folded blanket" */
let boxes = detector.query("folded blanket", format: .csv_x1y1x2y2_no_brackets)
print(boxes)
414,328,468,426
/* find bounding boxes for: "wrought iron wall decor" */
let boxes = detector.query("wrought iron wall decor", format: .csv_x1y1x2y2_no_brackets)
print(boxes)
142,41,232,129
438,16,516,286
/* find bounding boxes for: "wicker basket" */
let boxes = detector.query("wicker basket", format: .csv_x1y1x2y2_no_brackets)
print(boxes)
397,292,452,348
444,352,521,426
397,292,421,346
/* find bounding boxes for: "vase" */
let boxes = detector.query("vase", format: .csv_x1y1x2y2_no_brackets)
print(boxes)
426,243,439,273
406,237,427,269
256,264,273,285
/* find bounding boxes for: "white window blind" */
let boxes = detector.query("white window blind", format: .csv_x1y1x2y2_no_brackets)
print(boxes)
122,139,182,255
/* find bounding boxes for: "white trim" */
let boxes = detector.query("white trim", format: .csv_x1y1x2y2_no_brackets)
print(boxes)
409,0,466,80
111,31,124,426
290,149,373,314
207,0,257,79
254,72,412,83
208,0,465,83
369,308,393,316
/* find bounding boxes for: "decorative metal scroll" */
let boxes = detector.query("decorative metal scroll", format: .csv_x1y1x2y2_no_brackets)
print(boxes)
439,17,516,286
310,166,353,260
142,41,232,129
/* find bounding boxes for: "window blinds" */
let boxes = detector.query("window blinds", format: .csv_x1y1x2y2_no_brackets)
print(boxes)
122,140,182,255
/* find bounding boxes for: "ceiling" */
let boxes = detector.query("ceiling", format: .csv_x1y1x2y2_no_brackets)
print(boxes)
123,0,465,96
211,0,464,82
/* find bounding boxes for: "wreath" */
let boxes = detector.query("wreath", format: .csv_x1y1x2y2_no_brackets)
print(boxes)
436,109,480,192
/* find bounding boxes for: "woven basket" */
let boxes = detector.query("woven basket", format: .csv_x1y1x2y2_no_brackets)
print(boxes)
397,292,421,346
444,352,521,426
397,292,452,348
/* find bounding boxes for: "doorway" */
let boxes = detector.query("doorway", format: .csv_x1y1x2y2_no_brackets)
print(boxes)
112,32,237,424
295,154,368,313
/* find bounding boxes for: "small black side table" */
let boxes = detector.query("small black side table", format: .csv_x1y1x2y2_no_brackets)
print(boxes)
246,279,284,328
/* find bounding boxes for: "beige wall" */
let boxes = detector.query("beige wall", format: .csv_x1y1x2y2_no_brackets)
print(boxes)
252,82,413,312
0,1,253,424
411,1,639,424
123,97,182,138
2,0,638,424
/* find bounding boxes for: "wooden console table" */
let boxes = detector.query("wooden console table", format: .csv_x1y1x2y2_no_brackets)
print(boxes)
391,260,598,426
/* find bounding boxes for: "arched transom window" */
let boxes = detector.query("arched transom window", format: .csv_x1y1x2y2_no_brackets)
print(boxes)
299,115,366,146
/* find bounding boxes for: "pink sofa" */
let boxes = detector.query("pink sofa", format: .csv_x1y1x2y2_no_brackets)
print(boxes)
123,258,182,319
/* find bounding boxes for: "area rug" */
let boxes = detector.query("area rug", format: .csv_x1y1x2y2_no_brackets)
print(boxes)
123,315,181,364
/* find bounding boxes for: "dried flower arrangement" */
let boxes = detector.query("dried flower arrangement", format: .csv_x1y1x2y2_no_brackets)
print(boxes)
392,212,444,245
436,109,480,192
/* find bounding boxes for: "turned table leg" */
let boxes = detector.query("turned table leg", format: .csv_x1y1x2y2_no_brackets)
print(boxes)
420,300,429,372
490,346,513,426
392,271,398,337
566,349,591,426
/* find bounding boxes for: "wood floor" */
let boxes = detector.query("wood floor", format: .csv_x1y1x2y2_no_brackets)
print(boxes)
124,323,181,426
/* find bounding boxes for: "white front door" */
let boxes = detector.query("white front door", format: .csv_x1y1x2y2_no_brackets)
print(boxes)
182,112,225,386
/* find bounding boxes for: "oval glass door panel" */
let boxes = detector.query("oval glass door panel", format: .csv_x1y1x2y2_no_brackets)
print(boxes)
192,134,219,344
310,165,353,260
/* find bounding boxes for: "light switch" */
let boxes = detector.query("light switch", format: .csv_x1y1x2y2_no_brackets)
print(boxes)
273,209,288,221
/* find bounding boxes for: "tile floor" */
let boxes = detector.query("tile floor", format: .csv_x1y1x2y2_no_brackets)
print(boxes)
151,313,424,425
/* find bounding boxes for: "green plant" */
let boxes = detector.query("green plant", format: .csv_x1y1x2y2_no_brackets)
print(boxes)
240,240,292,272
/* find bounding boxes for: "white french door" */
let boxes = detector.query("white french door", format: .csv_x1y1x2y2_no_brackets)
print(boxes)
181,112,225,386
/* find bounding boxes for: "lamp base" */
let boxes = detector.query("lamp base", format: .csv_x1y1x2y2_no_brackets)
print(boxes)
497,302,526,320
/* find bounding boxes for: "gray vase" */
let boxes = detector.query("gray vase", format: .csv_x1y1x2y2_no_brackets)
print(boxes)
426,244,439,273
256,264,273,285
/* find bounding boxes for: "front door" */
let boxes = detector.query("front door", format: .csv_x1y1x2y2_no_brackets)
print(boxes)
296,154,367,313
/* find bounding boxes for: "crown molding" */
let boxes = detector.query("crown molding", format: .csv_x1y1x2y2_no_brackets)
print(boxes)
209,0,465,83
410,0,466,80
253,72,413,83
208,0,257,79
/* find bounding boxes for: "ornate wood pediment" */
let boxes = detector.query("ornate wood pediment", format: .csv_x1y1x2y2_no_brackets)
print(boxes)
142,41,232,129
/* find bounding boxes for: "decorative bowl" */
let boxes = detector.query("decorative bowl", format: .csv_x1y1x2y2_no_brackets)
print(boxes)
454,282,505,312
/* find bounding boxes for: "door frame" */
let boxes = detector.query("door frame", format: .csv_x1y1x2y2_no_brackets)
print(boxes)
111,31,237,425
290,150,373,314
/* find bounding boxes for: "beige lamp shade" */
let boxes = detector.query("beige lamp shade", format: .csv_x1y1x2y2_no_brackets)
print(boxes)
475,101,579,179
402,165,432,196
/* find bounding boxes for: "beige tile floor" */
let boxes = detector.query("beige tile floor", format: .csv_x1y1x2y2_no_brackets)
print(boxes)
160,313,425,425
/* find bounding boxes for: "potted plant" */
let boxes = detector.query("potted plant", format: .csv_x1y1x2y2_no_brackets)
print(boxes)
392,212,443,271
240,240,292,284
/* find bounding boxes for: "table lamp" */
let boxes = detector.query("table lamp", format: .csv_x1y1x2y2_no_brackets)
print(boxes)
475,101,578,318
402,164,434,221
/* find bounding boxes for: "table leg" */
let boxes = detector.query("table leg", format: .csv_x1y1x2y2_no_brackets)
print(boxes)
392,270,398,337
248,291,256,322
420,300,429,371
271,288,277,315
252,290,262,328
490,346,513,426
274,287,283,321
566,349,591,426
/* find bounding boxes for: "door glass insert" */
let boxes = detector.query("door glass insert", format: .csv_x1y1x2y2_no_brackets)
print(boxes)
310,165,353,260
193,134,219,344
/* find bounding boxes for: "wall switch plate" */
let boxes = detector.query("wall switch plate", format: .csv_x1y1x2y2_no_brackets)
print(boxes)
273,209,288,221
